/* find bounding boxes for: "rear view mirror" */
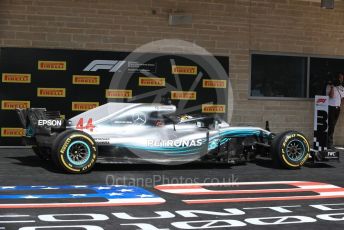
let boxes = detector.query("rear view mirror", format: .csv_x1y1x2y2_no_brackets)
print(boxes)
214,120,219,129
196,121,205,128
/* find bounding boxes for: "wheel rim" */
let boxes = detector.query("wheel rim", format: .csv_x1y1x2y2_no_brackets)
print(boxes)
66,141,91,166
286,139,305,162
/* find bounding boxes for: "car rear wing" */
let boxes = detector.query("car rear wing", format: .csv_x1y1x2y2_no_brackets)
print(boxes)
16,108,66,137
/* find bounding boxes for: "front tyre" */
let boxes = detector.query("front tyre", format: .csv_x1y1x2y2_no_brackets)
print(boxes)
271,131,310,169
52,130,97,173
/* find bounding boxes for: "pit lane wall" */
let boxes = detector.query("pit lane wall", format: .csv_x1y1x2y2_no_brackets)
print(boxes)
0,0,344,145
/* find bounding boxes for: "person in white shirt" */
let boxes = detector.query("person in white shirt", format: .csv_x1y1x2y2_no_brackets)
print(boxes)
326,73,344,148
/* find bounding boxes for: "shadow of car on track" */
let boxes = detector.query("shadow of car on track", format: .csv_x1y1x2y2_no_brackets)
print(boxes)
6,156,62,173
304,162,335,168
253,157,282,169
6,153,335,174
92,162,238,172
252,157,335,170
4,155,290,173
6,155,239,174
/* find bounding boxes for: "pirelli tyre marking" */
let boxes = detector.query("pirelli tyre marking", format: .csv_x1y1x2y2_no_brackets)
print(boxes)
280,133,310,168
56,133,97,173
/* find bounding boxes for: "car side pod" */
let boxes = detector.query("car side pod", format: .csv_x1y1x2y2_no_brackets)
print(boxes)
271,130,310,169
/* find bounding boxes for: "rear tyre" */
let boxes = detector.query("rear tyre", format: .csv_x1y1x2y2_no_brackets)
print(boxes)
271,131,310,169
52,130,97,174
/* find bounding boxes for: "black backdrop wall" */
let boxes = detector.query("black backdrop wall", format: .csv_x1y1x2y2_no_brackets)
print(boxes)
0,47,229,146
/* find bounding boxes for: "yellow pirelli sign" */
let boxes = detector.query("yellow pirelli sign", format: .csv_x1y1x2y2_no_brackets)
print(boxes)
38,61,66,70
105,89,132,99
37,88,66,97
72,102,99,111
72,75,100,85
171,65,197,75
171,91,197,100
139,77,165,87
2,73,31,83
202,79,227,88
202,104,226,113
1,128,24,137
1,100,30,110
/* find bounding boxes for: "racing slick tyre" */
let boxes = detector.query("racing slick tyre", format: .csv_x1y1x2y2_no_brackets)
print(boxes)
52,130,97,174
271,130,310,169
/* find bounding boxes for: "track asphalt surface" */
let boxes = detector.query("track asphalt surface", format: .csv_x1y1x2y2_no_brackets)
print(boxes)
0,148,343,230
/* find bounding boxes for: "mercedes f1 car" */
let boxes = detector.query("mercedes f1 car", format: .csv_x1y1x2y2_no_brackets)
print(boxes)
17,102,312,173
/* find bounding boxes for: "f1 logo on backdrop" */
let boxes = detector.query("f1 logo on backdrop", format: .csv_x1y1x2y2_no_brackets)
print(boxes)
0,185,165,209
314,95,329,151
83,60,126,72
316,98,327,105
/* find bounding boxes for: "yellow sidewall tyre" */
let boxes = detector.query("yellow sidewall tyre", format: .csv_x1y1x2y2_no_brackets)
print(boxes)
272,131,310,169
52,130,97,174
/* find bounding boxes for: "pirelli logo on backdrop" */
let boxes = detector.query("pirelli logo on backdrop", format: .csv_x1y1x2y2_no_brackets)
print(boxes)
202,104,226,113
171,91,196,100
106,89,132,99
38,61,66,71
1,100,30,110
203,79,227,88
171,65,197,75
72,102,99,111
2,73,31,83
37,88,66,97
139,77,165,87
1,128,24,137
72,75,100,85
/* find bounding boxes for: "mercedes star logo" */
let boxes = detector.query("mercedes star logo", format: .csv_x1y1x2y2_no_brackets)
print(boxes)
132,113,146,125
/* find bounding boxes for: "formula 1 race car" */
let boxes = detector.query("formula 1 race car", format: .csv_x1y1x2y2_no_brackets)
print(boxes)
17,102,312,173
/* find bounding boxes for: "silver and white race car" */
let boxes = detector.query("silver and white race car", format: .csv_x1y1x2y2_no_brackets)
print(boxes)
17,102,311,173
